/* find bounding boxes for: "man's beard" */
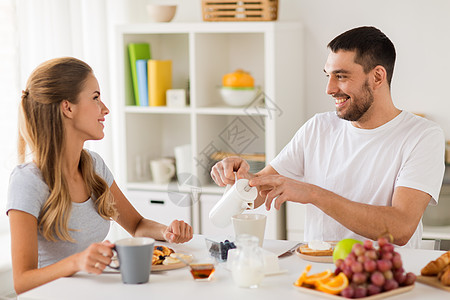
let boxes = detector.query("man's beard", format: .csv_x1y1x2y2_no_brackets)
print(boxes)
336,80,374,122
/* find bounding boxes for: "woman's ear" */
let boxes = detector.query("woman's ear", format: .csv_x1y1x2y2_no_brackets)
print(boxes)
60,100,74,118
372,65,387,89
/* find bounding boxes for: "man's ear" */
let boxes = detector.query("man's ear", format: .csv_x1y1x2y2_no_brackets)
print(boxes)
60,100,74,118
372,65,387,89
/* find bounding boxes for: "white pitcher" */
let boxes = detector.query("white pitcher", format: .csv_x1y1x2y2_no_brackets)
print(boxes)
209,178,257,228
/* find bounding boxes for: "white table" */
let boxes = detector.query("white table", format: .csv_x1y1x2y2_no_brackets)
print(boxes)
19,235,449,300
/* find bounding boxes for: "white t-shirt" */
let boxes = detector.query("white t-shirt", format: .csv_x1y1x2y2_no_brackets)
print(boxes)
271,111,445,248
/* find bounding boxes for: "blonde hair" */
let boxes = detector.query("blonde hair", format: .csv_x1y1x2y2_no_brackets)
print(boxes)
18,57,117,242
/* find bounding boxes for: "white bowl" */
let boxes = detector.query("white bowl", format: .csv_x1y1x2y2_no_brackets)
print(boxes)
146,4,177,22
220,87,259,107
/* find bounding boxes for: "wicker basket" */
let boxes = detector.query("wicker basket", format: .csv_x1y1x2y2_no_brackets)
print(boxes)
202,0,278,22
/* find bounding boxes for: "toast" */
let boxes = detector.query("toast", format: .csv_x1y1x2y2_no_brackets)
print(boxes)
298,244,333,256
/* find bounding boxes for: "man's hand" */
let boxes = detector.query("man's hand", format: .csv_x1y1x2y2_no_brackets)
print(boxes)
210,156,252,186
249,175,316,210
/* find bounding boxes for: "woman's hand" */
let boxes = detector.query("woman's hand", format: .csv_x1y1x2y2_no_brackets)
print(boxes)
210,156,252,186
75,240,114,274
163,220,193,243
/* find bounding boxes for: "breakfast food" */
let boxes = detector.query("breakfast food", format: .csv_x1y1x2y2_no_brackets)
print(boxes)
208,239,236,261
299,241,333,256
421,250,450,286
421,251,450,276
152,245,175,265
295,237,415,298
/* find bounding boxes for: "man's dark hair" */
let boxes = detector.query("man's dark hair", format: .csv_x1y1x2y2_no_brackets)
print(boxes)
328,26,396,87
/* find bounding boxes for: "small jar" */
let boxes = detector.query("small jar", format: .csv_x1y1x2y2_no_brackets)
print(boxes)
231,234,264,288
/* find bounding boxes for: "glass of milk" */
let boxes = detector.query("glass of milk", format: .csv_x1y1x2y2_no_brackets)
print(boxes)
231,234,264,288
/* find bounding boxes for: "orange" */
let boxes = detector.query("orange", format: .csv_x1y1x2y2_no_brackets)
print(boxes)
294,264,312,287
304,269,333,285
222,69,254,88
316,272,349,295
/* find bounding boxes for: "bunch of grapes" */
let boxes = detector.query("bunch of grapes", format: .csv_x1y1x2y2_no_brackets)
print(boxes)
334,237,416,298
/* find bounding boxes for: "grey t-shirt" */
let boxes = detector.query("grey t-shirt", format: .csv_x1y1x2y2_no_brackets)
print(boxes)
6,149,114,268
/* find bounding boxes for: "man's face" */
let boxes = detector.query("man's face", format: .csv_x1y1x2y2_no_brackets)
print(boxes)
324,50,374,122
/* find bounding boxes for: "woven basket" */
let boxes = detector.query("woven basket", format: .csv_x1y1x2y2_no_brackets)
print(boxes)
202,0,278,22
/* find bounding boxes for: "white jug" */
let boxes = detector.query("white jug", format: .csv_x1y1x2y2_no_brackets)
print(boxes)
209,179,258,228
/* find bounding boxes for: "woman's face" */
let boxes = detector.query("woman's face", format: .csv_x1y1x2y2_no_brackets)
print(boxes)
70,73,109,141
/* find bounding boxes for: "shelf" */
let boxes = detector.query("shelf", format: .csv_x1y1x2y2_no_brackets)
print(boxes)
127,181,225,195
423,225,450,240
195,105,269,116
125,106,191,114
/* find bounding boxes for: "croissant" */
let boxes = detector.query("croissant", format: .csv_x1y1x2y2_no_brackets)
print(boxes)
421,251,450,276
438,265,450,286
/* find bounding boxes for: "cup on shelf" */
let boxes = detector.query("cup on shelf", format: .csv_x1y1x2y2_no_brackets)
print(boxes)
174,144,192,184
150,158,175,184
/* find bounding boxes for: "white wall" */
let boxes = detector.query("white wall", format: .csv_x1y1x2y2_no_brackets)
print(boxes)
280,0,450,139
166,0,450,138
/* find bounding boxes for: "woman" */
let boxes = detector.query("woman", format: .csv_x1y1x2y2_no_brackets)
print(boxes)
6,57,193,294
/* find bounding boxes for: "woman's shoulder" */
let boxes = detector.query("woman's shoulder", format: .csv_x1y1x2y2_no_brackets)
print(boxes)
8,163,49,204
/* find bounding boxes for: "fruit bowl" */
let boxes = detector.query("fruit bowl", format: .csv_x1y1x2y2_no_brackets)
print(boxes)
219,87,259,107
146,4,177,22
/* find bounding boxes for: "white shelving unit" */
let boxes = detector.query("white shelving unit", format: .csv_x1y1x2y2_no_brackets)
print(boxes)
111,22,304,239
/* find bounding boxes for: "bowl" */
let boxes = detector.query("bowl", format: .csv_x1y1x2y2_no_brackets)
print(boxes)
205,237,236,262
220,87,259,107
146,4,177,22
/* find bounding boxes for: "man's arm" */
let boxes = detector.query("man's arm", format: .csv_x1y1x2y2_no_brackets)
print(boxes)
249,175,430,246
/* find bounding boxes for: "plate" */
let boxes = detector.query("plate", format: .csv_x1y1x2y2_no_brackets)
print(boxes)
417,275,450,292
295,242,337,263
151,261,188,272
293,284,414,299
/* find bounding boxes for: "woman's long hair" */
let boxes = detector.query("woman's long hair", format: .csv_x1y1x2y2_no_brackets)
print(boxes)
18,57,117,242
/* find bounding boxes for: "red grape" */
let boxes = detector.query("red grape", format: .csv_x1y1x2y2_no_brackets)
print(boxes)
378,236,389,247
404,272,416,286
383,270,393,280
381,252,393,261
352,272,368,284
363,239,374,250
351,261,363,273
367,284,381,296
394,269,406,285
381,243,394,253
335,258,344,269
383,279,399,291
345,256,354,267
365,249,378,260
354,286,368,298
371,271,385,287
392,253,402,269
343,266,353,278
340,286,355,298
377,259,392,272
353,243,365,256
364,259,377,272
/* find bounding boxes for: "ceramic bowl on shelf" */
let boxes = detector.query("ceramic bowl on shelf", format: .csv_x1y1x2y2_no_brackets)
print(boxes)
146,4,177,22
219,87,260,107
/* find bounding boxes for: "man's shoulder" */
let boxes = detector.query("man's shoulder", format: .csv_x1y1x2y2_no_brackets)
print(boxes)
401,111,443,134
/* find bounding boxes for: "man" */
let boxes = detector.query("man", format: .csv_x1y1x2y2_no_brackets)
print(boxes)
210,26,445,248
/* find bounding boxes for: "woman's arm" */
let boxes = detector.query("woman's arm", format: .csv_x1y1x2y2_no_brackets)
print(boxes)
110,181,192,243
8,210,114,294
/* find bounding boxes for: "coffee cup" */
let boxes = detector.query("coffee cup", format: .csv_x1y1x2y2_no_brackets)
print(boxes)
232,214,267,246
110,237,155,284
150,158,175,184
174,144,192,184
